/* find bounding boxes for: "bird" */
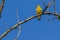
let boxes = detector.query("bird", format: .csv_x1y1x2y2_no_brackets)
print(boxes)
36,5,42,20
0,0,5,17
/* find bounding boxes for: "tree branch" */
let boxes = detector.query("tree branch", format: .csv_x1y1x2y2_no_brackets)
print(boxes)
0,11,60,39
0,0,5,17
0,1,58,39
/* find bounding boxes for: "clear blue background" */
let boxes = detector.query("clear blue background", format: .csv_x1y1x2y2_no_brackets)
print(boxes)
0,0,60,40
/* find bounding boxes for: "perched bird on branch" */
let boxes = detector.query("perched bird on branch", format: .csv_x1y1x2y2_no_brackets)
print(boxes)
0,0,5,17
36,5,42,20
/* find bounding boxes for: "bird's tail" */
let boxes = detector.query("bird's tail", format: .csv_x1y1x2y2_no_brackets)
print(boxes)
37,15,40,20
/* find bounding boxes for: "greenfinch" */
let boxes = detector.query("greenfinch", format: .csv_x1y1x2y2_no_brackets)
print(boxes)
36,5,42,20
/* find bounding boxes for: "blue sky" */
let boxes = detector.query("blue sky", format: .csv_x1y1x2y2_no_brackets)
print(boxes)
0,0,60,40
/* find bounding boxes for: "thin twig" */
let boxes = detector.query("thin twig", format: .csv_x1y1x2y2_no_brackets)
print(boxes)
53,0,56,13
14,8,22,40
41,0,46,6
46,0,53,12
42,0,52,14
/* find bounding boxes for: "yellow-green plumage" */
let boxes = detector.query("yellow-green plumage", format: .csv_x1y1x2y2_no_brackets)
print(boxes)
36,5,42,20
